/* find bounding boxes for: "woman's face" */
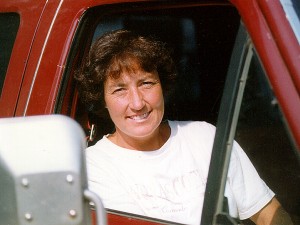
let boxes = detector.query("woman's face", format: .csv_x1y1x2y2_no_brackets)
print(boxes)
104,63,164,141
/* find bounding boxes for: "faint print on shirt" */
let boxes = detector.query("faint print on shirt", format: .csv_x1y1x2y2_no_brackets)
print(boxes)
129,169,206,215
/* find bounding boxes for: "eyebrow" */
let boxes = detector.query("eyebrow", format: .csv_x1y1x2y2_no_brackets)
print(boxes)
106,72,159,89
106,82,125,91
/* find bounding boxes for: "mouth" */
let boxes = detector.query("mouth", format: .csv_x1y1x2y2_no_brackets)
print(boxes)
128,112,150,121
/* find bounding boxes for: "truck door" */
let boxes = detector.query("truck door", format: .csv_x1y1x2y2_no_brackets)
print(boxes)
0,0,47,117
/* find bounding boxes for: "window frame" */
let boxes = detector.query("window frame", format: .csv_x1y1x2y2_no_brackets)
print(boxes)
58,3,242,224
202,20,299,224
201,23,252,225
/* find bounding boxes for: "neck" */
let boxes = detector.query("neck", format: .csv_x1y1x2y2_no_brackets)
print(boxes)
109,121,170,151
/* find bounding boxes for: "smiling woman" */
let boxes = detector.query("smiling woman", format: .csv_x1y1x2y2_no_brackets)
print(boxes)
104,62,166,150
74,29,292,225
75,30,174,150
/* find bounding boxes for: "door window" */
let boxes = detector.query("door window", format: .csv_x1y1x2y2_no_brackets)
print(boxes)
235,50,300,224
280,0,300,43
202,24,300,224
58,2,240,141
57,2,241,224
0,13,20,97
57,1,300,223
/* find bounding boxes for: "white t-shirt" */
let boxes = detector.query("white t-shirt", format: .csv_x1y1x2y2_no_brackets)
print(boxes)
86,121,274,224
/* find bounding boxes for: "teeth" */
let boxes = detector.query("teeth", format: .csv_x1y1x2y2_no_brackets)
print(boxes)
130,112,149,120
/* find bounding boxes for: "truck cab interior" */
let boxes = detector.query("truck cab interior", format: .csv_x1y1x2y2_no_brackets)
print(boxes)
59,3,240,141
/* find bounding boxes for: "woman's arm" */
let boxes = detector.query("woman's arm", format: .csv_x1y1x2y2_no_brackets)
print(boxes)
250,198,293,225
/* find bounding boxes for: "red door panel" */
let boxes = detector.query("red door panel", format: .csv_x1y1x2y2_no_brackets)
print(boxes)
0,0,47,117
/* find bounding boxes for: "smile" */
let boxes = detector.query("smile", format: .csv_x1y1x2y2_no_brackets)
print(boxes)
128,112,150,121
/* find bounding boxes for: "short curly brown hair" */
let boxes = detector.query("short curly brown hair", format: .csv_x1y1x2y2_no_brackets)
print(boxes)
75,29,177,120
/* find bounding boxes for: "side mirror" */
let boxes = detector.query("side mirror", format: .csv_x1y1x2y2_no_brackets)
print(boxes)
0,115,106,225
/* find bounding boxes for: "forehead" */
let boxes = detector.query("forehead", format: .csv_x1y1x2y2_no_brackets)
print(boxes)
107,56,142,78
106,68,159,85
106,57,158,84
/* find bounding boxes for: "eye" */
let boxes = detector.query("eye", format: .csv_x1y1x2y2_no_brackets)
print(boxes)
143,81,153,85
112,87,125,94
141,81,156,88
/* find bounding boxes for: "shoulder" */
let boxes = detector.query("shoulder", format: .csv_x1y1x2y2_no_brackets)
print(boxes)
168,120,216,137
86,136,106,153
85,137,122,179
168,120,216,157
85,137,113,163
168,120,215,128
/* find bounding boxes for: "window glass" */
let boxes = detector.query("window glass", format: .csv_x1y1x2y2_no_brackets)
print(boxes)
0,13,20,97
235,52,300,224
280,0,300,43
292,0,300,18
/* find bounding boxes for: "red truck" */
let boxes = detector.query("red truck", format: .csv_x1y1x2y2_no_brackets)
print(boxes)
0,0,299,224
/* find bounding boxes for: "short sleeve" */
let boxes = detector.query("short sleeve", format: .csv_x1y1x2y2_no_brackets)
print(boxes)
225,142,275,220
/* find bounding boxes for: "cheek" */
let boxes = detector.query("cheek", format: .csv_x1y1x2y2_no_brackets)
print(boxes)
106,98,125,115
148,88,164,108
104,94,121,117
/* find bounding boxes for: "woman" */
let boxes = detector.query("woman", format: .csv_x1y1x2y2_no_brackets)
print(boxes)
75,30,292,225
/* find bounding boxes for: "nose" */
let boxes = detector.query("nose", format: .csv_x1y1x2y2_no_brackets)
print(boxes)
129,88,145,110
